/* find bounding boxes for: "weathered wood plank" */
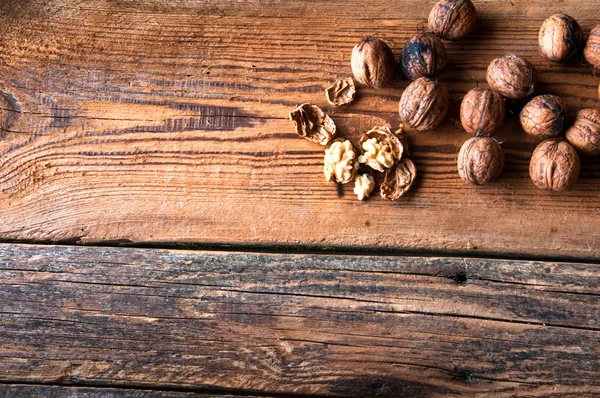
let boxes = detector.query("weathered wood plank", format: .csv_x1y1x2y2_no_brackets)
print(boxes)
0,244,598,397
0,1,599,258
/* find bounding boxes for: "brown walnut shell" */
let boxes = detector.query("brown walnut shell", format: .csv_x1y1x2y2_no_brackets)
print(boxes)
486,55,536,100
289,103,336,145
584,24,600,69
358,126,405,172
538,14,584,62
380,158,417,200
529,139,580,191
460,88,505,136
428,0,477,41
565,108,600,155
325,78,356,106
400,33,447,80
457,136,504,185
351,36,396,88
520,95,569,140
399,77,449,131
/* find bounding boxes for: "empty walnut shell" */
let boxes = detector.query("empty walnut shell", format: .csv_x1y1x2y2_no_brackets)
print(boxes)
520,95,569,140
289,103,336,145
400,33,447,80
428,0,477,41
358,126,405,172
457,136,504,185
351,36,396,88
529,139,580,191
538,14,584,62
486,55,536,100
565,108,600,155
460,88,505,136
380,158,417,200
325,78,356,106
399,77,449,131
584,25,600,69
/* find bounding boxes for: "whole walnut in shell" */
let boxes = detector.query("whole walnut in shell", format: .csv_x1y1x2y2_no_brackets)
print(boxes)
289,103,336,145
380,158,417,200
538,14,583,62
460,88,505,136
358,126,405,172
486,55,536,100
351,36,396,88
529,139,580,191
584,24,600,69
520,95,569,140
565,108,600,155
457,136,504,185
400,33,447,80
428,0,477,41
399,77,449,131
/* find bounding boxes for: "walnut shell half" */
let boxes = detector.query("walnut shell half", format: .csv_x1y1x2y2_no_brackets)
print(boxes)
486,55,536,100
399,77,449,131
584,24,600,69
520,95,569,140
565,108,600,155
289,103,336,145
358,126,405,172
380,158,417,200
428,0,477,41
538,14,584,62
460,88,505,136
325,78,356,106
457,136,504,185
529,139,580,191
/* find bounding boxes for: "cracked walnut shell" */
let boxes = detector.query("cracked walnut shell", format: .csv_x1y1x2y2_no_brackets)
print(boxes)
428,0,477,41
457,136,504,185
358,126,405,172
289,103,336,145
584,25,600,69
324,140,359,184
486,55,536,100
351,36,396,88
538,14,583,62
565,108,600,155
380,158,417,200
400,33,447,80
354,173,376,201
325,78,356,106
520,95,569,140
399,77,449,131
460,88,505,136
529,139,580,191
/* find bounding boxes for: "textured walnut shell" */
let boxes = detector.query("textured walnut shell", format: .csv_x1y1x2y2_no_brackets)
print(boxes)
325,78,356,106
358,126,405,172
584,25,600,69
529,139,580,191
400,33,447,80
520,95,569,140
289,103,336,145
565,108,600,155
399,77,449,131
457,136,504,185
380,158,417,200
351,36,396,88
538,14,584,62
428,0,477,41
460,88,505,136
486,55,536,100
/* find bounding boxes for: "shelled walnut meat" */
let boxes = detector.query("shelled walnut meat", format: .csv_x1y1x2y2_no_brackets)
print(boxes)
400,33,447,80
358,126,405,172
428,0,477,41
520,95,569,140
538,14,583,62
380,158,417,200
584,24,600,68
399,77,449,131
324,140,358,184
565,108,600,155
457,136,504,185
351,36,396,88
354,173,376,200
325,78,356,106
460,88,505,136
289,103,336,145
486,55,536,100
529,139,580,191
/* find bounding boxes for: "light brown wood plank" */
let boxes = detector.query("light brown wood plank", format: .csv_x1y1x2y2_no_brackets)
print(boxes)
0,1,600,258
0,244,598,397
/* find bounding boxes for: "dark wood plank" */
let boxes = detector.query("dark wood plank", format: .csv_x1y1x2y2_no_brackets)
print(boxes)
0,244,598,397
0,1,600,258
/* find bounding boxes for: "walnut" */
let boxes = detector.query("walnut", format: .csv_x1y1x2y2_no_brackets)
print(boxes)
460,88,505,136
324,140,358,184
289,103,336,145
428,0,477,41
354,173,376,201
486,55,536,100
358,126,405,172
380,158,417,200
351,36,396,88
584,24,600,69
457,136,504,185
565,108,600,155
400,33,447,80
538,14,583,62
325,78,356,106
529,139,580,191
399,77,449,131
520,95,569,140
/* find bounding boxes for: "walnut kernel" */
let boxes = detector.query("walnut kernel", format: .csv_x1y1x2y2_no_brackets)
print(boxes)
460,88,505,136
520,95,569,140
358,126,405,172
529,139,580,191
351,36,396,88
289,103,336,145
486,55,536,100
325,78,356,106
565,108,600,155
380,158,417,200
584,24,600,68
538,14,583,62
324,140,358,184
400,33,447,80
399,77,449,131
428,0,477,41
457,136,504,185
354,174,376,201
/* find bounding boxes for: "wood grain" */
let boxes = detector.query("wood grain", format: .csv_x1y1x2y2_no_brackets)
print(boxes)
0,244,598,397
0,1,600,258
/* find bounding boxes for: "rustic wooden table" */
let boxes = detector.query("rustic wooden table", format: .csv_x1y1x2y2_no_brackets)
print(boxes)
0,0,599,397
